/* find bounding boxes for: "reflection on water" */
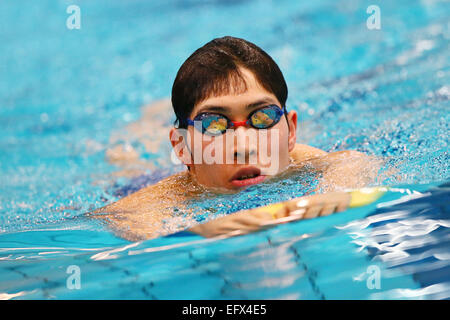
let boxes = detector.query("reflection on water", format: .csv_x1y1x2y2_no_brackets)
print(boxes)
0,182,448,299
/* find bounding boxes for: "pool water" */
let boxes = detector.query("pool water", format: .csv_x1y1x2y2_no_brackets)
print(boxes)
0,0,449,299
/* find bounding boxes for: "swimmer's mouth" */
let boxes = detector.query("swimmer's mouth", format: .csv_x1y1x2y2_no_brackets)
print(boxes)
237,174,258,180
230,167,266,187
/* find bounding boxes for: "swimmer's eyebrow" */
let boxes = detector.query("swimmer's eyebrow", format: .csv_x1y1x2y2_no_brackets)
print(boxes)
196,98,278,115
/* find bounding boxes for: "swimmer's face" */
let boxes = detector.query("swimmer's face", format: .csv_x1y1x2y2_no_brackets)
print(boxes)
170,68,297,192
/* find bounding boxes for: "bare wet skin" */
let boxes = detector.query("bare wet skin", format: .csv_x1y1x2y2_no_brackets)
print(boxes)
88,99,388,241
88,162,312,241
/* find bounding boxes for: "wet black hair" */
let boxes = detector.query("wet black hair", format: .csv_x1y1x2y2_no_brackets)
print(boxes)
171,36,288,128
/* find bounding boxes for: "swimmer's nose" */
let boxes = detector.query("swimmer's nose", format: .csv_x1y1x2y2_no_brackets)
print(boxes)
234,147,257,162
233,126,257,163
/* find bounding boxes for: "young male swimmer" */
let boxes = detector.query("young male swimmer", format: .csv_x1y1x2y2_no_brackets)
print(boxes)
89,36,380,241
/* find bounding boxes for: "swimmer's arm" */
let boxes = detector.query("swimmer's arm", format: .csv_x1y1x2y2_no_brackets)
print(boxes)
188,191,351,238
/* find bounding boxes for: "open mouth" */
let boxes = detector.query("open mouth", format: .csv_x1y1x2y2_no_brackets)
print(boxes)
230,167,266,187
236,173,258,180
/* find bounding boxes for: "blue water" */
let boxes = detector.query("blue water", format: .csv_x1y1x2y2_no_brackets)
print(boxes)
0,0,449,299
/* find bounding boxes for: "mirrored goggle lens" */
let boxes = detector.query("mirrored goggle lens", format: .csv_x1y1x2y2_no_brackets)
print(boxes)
201,115,228,135
250,106,279,129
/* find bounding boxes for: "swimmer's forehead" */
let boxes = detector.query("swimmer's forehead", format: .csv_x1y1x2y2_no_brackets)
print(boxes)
190,67,281,117
194,96,279,116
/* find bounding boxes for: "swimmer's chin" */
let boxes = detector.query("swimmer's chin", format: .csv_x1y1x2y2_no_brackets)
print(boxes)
190,178,256,195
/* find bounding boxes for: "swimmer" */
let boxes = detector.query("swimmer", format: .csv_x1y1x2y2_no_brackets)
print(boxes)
88,36,382,241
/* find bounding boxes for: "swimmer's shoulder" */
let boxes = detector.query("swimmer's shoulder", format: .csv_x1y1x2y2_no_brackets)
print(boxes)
89,171,192,215
124,171,192,202
290,144,371,163
289,143,328,164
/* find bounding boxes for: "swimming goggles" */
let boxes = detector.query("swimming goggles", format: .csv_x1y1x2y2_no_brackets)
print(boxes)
186,104,287,136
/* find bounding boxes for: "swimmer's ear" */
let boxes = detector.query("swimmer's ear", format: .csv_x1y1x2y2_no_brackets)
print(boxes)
169,127,193,167
287,110,298,152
